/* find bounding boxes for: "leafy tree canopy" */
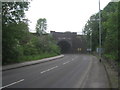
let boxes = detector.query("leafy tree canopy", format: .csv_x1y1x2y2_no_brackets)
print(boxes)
83,2,118,61
2,2,29,26
36,18,47,36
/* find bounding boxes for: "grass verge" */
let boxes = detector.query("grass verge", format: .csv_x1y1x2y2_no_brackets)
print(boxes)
3,53,60,65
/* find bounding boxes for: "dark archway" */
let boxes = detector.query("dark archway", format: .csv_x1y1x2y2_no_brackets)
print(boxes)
57,40,71,53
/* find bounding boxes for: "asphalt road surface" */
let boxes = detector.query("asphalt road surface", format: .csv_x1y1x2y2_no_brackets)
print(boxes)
2,54,110,88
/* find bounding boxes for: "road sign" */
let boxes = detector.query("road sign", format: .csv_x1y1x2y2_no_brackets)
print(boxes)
96,48,104,53
77,48,82,51
87,48,91,52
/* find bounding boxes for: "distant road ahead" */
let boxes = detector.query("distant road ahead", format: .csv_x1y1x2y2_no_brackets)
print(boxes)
2,54,109,88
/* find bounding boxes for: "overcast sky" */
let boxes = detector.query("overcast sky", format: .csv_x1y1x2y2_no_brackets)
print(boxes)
25,0,111,34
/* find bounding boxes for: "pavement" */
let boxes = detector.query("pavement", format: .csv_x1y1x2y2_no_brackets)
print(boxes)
102,58,118,88
2,54,110,88
2,54,64,71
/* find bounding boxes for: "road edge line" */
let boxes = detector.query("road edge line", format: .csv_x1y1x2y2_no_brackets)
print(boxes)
3,55,64,71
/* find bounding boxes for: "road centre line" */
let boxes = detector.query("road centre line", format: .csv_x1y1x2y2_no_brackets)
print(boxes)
63,61,70,65
40,66,58,74
71,56,78,61
62,57,78,65
71,58,74,61
0,79,24,89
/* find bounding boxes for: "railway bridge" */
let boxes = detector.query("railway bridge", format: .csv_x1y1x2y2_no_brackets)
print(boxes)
50,31,87,53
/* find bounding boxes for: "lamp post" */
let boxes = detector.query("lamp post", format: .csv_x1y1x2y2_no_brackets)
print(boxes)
90,31,92,53
99,0,102,62
90,0,102,62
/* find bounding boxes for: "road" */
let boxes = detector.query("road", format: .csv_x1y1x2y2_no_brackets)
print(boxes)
2,54,110,88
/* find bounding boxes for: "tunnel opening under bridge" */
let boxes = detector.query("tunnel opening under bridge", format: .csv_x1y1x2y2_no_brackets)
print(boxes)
57,40,71,54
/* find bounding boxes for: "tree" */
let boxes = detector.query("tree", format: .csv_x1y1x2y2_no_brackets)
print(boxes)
2,2,29,25
2,22,30,63
83,2,118,61
2,2,60,65
2,2,30,64
103,8,118,60
36,18,47,36
83,14,99,51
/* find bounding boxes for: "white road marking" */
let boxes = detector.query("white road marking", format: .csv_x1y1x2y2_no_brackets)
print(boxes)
72,56,79,61
41,66,58,74
63,61,70,65
63,57,78,65
0,79,24,89
71,58,74,61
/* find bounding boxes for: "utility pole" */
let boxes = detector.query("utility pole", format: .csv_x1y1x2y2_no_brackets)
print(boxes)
90,31,92,53
99,0,102,62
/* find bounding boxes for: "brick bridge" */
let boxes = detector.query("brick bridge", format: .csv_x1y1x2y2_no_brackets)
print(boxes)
50,31,87,54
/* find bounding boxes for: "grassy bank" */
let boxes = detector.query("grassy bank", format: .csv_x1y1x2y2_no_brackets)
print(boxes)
3,53,60,65
102,58,118,88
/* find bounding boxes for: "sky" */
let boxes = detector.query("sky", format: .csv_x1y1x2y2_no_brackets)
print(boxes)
25,0,111,34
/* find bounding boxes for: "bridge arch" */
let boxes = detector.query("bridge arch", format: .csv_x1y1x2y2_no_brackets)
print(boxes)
57,40,71,53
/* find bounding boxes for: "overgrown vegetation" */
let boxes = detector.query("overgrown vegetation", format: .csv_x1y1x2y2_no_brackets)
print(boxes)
83,2,118,62
2,2,60,65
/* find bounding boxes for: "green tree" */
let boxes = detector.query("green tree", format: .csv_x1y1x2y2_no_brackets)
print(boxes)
2,2,60,65
83,14,99,51
103,9,118,60
2,22,30,64
36,18,47,36
2,2,30,64
2,2,29,25
83,2,118,61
